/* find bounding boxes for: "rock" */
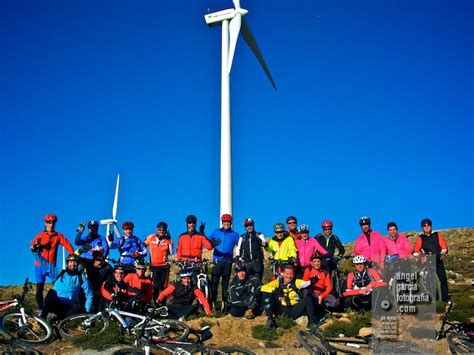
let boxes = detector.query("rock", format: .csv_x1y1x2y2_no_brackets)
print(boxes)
358,327,372,337
295,315,308,327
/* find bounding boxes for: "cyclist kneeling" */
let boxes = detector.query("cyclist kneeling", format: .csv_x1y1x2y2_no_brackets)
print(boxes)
303,255,339,312
228,261,262,319
101,263,143,311
343,255,387,311
124,259,153,312
157,269,211,320
42,254,93,321
261,265,319,331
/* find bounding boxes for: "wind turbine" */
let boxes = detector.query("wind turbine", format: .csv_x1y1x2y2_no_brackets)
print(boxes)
100,174,121,241
204,0,276,219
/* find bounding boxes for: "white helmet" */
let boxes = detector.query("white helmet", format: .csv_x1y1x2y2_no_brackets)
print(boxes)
352,255,367,264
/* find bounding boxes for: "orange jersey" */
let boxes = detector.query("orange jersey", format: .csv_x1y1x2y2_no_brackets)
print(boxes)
124,273,153,303
176,232,212,261
144,234,173,266
302,268,332,299
31,231,74,266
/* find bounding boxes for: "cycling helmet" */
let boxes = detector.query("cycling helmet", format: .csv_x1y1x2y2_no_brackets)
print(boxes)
114,263,125,271
234,260,247,272
88,220,99,229
221,214,232,222
385,254,400,264
273,223,285,233
134,258,147,269
66,254,80,262
186,215,197,223
321,220,333,228
156,221,168,231
243,218,254,226
91,246,104,259
298,224,310,233
352,255,367,264
387,222,398,230
179,269,193,278
122,221,135,230
359,216,371,226
286,216,297,224
44,214,58,223
420,218,432,227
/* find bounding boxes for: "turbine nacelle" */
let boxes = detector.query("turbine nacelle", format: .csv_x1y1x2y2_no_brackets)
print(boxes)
100,218,117,225
204,8,248,27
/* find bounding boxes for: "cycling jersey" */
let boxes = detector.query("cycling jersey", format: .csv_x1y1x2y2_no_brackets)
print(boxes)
109,235,147,265
124,273,153,303
31,231,74,266
413,232,448,257
101,276,142,302
236,231,266,261
208,227,240,262
229,275,262,309
266,235,297,261
383,233,412,259
157,282,211,315
302,268,332,299
144,234,173,266
354,230,386,267
343,268,386,297
176,232,212,261
315,233,345,257
261,278,310,306
75,231,109,259
295,238,327,267
53,269,93,313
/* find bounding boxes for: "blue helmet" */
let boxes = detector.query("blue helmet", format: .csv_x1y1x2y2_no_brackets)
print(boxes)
88,220,100,229
179,269,193,278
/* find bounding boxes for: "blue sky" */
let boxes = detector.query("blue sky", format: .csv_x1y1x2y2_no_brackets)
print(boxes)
1,0,472,285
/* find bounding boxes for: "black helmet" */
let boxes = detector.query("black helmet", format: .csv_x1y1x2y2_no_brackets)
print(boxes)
286,216,297,224
186,215,197,223
114,263,125,271
156,221,168,231
420,218,432,227
234,260,247,272
359,216,371,226
87,220,99,229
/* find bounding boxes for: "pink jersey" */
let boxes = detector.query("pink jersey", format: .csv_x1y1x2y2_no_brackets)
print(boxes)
295,237,327,267
383,234,412,259
354,231,386,267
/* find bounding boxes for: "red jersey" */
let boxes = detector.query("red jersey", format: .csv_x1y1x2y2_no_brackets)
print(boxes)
144,234,173,266
31,231,74,267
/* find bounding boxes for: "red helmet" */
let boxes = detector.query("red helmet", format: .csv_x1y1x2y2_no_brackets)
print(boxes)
221,214,232,222
44,214,58,223
122,221,135,230
321,220,333,228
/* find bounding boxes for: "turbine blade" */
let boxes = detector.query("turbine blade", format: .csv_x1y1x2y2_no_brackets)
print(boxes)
228,13,242,73
113,224,121,239
233,0,241,9
241,19,277,90
112,174,120,219
106,224,110,239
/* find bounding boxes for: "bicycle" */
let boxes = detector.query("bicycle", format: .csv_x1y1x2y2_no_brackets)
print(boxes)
57,300,189,341
0,277,53,344
436,295,474,352
173,259,212,303
113,306,254,355
297,329,370,354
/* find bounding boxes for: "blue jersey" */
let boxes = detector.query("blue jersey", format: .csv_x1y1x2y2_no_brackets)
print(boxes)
208,228,240,262
109,235,147,265
75,231,109,259
53,269,93,313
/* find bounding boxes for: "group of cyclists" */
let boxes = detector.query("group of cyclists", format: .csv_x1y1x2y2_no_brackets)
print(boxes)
30,213,449,331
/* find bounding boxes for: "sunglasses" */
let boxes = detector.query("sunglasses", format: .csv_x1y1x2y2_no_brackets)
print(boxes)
187,222,196,225
323,227,332,231
245,224,253,227
287,221,296,225
45,221,54,224
422,224,431,227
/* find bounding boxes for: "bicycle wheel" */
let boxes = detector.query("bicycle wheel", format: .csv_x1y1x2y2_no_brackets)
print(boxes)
210,346,255,354
150,319,189,341
447,334,474,353
296,330,336,355
58,313,109,339
1,312,53,344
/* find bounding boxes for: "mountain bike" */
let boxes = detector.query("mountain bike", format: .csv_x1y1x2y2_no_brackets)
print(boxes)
436,295,474,352
0,278,53,344
173,260,212,303
58,300,189,341
112,306,254,355
297,329,370,354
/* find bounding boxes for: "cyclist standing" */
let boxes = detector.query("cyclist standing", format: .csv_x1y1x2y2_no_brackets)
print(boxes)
383,222,412,260
295,224,327,278
286,216,300,240
235,218,267,281
176,215,215,262
315,220,345,272
413,218,449,302
354,216,386,270
30,214,74,311
207,214,240,313
108,221,147,273
266,223,298,281
74,220,109,259
144,221,173,301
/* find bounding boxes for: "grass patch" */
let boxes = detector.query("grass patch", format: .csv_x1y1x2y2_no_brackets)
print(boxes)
436,284,474,323
71,321,126,351
251,324,280,341
275,313,295,329
321,312,371,338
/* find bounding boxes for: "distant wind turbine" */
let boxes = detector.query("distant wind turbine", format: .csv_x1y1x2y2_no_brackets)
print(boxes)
204,0,276,219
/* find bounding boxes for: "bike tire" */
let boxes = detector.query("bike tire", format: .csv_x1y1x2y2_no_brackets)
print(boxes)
58,313,109,339
1,312,53,344
150,319,189,341
210,345,255,354
447,334,474,353
296,330,336,355
112,348,146,355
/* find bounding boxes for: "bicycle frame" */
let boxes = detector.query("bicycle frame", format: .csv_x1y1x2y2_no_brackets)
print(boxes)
0,278,31,325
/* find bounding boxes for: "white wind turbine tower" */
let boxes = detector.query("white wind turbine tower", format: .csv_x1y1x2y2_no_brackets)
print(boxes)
205,0,276,220
100,174,121,242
